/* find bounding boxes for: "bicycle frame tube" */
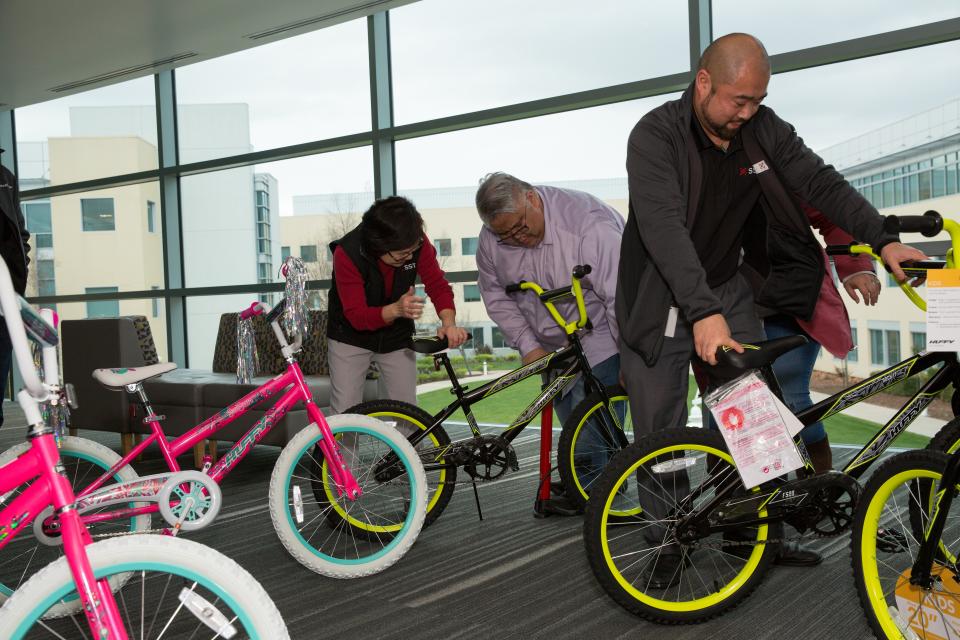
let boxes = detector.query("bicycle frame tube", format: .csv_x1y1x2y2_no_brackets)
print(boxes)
910,449,960,587
0,432,127,639
408,344,579,447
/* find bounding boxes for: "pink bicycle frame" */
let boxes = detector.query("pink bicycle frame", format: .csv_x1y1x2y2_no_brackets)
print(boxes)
0,429,128,639
74,351,361,529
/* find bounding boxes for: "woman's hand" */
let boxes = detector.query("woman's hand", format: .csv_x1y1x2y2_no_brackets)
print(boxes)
384,287,425,323
438,324,469,349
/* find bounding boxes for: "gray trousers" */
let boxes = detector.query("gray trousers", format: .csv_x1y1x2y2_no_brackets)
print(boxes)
328,339,417,414
620,274,764,544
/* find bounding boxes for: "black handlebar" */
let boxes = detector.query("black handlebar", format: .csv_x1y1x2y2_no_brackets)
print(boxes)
884,210,943,237
824,243,855,257
505,281,526,294
572,264,592,279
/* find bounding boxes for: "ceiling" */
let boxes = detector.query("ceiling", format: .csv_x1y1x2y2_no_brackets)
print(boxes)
0,0,416,110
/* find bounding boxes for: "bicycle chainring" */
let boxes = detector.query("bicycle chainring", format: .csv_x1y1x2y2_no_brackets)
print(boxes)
463,435,519,481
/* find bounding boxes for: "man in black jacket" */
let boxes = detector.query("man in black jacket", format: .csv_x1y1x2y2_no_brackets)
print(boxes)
0,151,31,427
616,34,924,572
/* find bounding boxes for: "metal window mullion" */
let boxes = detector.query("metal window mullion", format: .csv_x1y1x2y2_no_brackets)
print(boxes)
155,70,187,366
688,0,712,74
368,10,396,199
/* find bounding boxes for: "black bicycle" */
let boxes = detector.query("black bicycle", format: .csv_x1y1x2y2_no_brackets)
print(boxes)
343,264,631,527
583,210,960,624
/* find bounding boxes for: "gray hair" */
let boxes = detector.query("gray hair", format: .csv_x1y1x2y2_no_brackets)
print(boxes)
475,172,533,225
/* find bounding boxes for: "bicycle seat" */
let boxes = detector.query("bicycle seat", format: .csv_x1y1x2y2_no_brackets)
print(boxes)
412,336,449,355
714,335,808,372
92,362,178,389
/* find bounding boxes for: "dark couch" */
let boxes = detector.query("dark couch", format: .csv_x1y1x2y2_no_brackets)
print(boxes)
62,311,379,461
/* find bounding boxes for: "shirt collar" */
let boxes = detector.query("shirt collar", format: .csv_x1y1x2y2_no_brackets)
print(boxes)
691,107,743,153
536,187,555,247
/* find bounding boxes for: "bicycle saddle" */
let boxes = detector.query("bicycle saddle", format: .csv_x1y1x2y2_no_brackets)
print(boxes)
714,335,808,372
411,332,474,355
93,362,178,389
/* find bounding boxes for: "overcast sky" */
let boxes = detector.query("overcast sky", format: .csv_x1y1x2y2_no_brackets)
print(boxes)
13,0,960,215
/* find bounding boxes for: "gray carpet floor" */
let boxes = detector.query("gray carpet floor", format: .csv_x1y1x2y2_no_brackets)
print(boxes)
0,406,880,640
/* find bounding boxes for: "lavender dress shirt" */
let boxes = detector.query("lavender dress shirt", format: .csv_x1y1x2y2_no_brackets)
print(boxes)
477,185,624,368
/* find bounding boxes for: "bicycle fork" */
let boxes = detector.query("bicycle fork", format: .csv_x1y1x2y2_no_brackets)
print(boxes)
305,403,362,500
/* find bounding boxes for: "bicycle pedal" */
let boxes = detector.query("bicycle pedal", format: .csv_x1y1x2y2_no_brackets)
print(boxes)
507,448,519,472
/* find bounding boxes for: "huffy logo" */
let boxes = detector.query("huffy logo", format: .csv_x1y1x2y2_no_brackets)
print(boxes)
930,339,954,344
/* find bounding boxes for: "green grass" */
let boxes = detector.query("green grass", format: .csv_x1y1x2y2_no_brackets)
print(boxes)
415,374,931,449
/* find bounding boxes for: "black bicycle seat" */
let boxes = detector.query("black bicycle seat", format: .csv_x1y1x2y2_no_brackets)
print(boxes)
714,335,808,372
410,332,473,355
412,336,449,354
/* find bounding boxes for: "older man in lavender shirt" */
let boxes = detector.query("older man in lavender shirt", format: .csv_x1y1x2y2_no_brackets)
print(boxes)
475,172,624,498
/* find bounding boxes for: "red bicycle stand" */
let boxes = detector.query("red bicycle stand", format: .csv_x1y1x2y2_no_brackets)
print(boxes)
533,402,579,518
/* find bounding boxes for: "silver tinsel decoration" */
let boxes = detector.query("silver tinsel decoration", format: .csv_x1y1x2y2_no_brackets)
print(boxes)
31,341,70,439
282,256,310,340
236,314,259,384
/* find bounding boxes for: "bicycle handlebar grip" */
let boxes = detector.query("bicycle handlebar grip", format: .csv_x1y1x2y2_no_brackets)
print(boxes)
505,281,526,294
265,299,286,324
884,210,943,237
239,302,263,320
824,244,855,257
572,264,592,279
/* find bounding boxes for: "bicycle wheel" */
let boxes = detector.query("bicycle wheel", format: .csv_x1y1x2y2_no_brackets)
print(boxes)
0,534,288,639
926,416,960,455
345,399,456,528
583,428,778,623
557,384,631,510
269,414,427,578
852,449,960,640
0,436,150,615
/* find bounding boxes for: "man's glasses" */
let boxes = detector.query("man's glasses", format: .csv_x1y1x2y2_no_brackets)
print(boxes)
495,202,530,245
387,239,423,261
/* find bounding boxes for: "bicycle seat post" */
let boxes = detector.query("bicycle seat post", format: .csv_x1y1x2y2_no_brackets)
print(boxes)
436,353,468,399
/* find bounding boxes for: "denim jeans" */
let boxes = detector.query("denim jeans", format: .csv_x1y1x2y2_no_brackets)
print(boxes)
549,353,623,489
763,316,827,445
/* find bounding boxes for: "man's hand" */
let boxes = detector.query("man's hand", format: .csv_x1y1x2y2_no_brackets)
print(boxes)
880,242,928,284
692,314,742,366
383,287,425,323
437,324,469,349
522,347,549,366
843,272,882,306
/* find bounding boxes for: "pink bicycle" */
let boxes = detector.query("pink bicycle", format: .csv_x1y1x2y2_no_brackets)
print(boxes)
0,296,427,599
0,262,289,638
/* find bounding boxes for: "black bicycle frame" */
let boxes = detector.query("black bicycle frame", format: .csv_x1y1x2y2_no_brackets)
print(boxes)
408,331,622,456
679,350,960,531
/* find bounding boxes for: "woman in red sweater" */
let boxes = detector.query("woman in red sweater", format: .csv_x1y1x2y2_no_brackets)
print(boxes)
326,196,468,413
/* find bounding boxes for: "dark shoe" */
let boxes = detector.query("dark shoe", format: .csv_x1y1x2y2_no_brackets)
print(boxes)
644,553,686,590
774,541,822,567
533,495,582,518
550,481,565,496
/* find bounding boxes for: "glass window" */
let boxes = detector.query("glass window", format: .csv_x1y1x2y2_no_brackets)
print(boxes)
464,284,481,302
14,76,157,187
461,237,478,256
947,163,958,195
919,170,932,200
85,286,119,318
281,246,290,260
491,326,509,349
300,245,318,263
81,198,116,231
769,41,960,167
175,19,370,163
181,149,372,289
147,200,156,233
847,324,858,362
870,329,884,366
151,285,161,318
933,168,946,198
714,2,960,55
434,239,451,257
37,184,163,298
23,201,53,249
390,0,688,124
911,331,926,355
886,329,901,364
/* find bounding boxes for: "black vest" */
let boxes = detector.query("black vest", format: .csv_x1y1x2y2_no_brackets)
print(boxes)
327,226,422,353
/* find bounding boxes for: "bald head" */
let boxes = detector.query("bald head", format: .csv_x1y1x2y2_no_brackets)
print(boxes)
698,33,770,85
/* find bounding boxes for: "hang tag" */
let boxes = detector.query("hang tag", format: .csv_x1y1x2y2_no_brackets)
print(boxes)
664,306,679,338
